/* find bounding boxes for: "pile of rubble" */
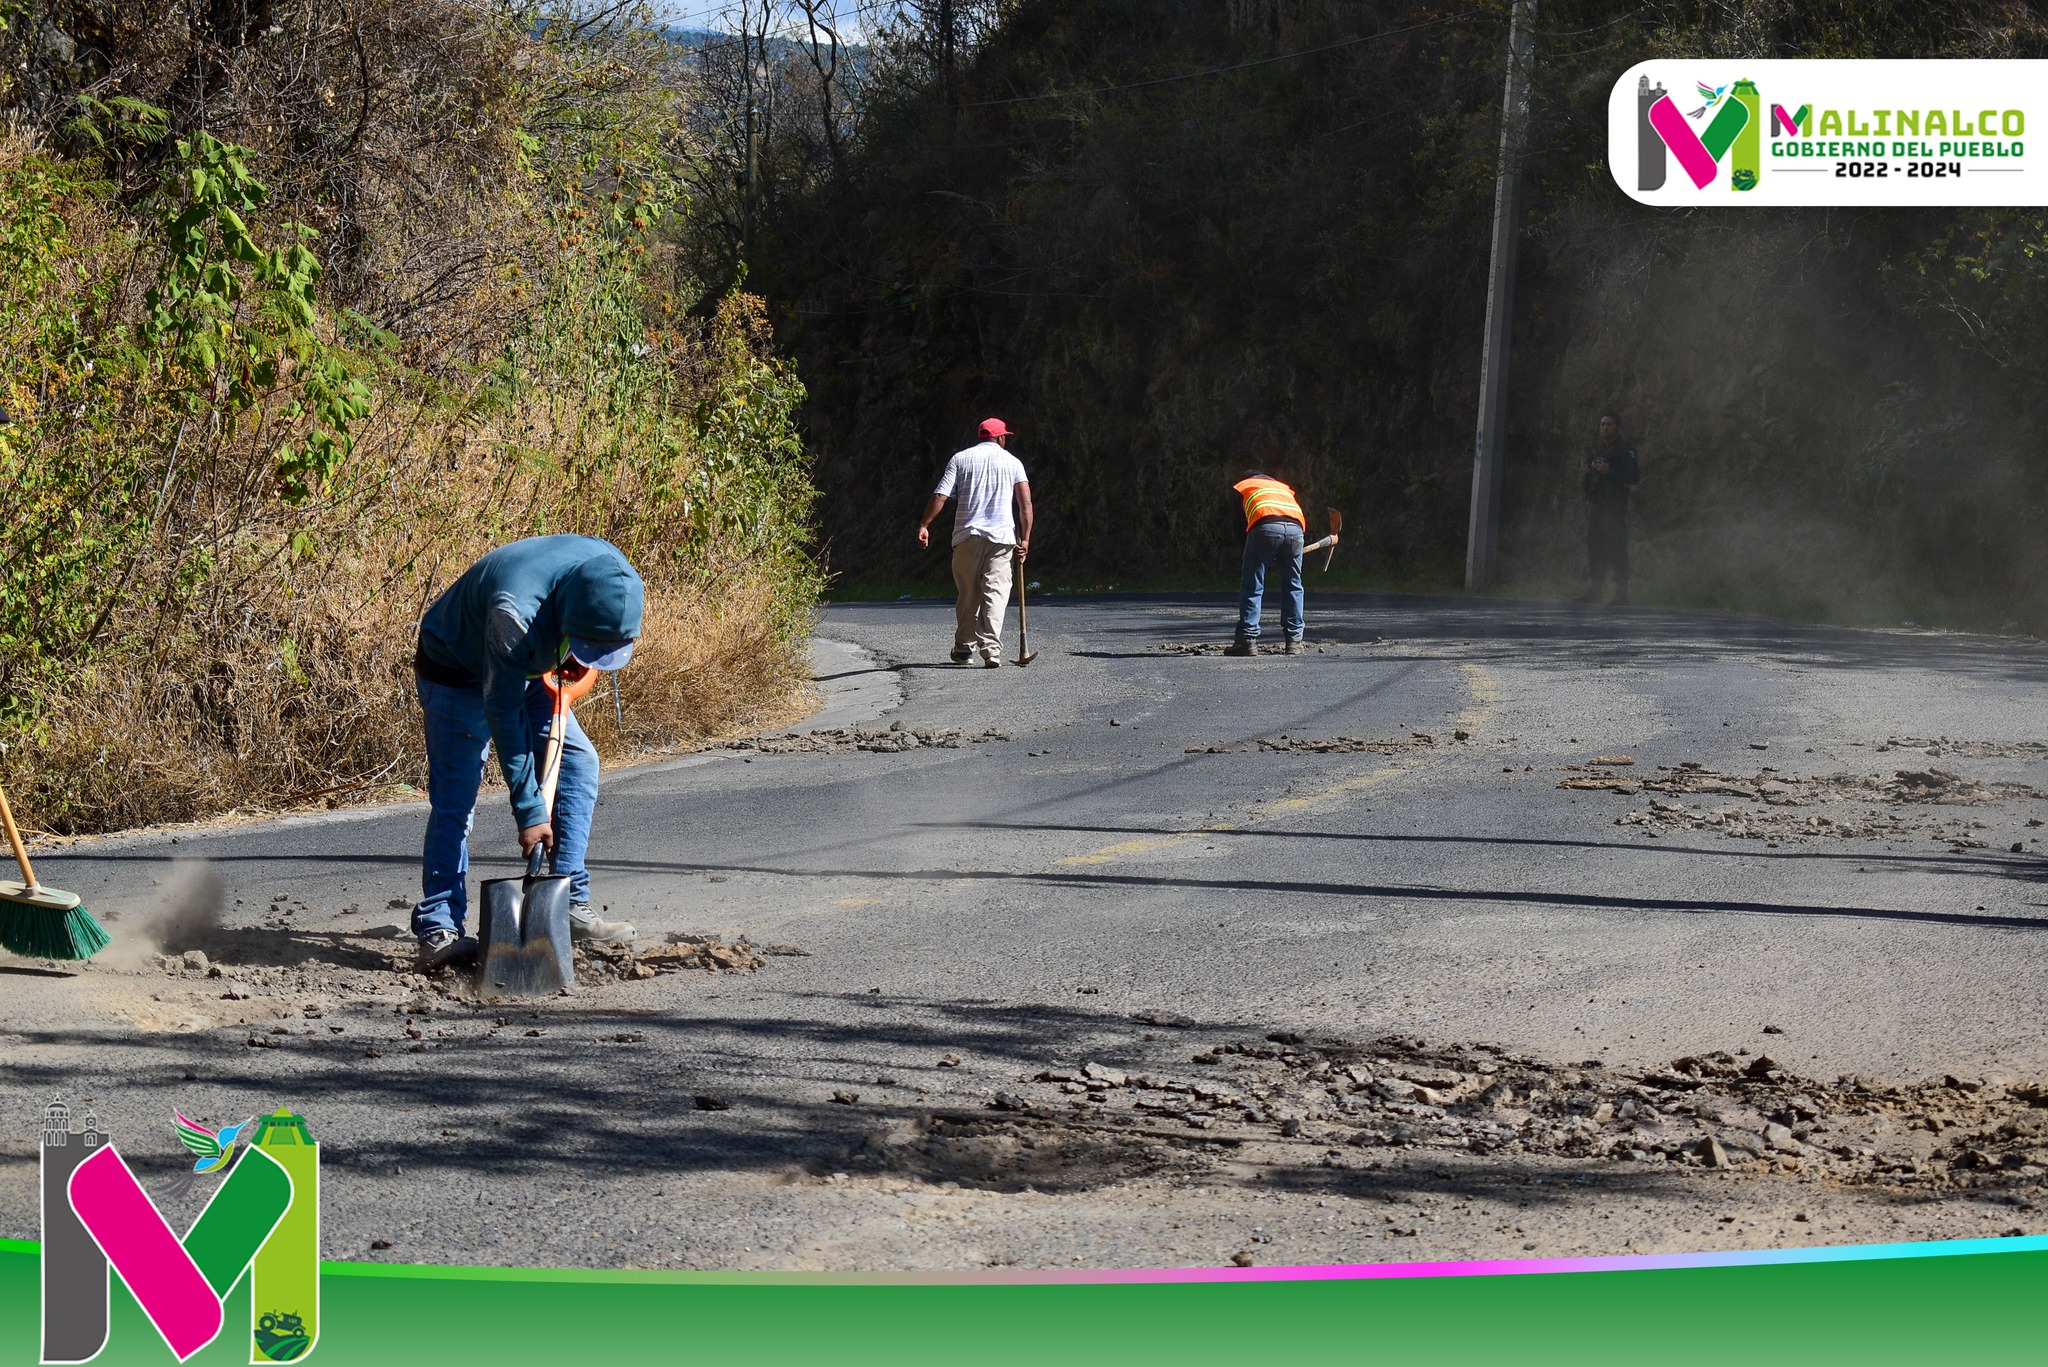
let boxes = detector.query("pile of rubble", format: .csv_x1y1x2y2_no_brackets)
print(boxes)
578,933,807,981
955,1032,2048,1192
1556,759,2046,846
1881,736,2048,760
153,949,224,976
718,723,1011,754
1151,641,1340,656
1185,731,1468,756
1256,730,1468,754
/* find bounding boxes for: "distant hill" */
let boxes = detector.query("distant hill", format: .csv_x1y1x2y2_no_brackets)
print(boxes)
659,24,867,63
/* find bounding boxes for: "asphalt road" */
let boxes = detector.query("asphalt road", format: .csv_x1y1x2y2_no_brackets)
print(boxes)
7,592,2048,1269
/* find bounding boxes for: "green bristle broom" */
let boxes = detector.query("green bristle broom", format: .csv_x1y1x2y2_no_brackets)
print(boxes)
0,780,109,961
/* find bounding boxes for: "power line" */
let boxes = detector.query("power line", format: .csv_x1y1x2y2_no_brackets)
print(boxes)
957,10,1486,109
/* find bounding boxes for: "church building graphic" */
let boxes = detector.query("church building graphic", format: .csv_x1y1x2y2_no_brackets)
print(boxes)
40,1101,110,1363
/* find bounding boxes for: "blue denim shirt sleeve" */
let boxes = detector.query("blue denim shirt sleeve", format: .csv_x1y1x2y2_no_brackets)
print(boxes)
481,596,551,829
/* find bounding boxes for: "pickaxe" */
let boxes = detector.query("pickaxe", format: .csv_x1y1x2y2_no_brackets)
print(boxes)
1302,509,1342,571
1013,572,1037,666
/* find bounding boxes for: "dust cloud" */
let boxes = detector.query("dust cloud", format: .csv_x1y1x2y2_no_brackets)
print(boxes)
98,860,223,969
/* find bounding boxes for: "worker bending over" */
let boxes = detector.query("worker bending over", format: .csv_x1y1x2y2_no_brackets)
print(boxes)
1227,470,1308,656
410,535,643,969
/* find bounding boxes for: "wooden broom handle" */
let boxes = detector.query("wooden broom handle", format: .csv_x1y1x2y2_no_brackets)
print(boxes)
0,782,40,887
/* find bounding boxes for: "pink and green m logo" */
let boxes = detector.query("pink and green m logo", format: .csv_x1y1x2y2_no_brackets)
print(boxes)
40,1105,320,1363
1637,75,1768,192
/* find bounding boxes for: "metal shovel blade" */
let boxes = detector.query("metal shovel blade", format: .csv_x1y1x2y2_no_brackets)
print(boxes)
477,869,574,999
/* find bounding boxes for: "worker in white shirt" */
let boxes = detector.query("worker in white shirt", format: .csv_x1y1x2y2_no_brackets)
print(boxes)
916,418,1034,667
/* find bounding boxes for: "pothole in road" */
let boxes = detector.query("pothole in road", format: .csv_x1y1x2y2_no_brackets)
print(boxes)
1187,732,1476,754
834,1114,1205,1193
68,925,807,1037
1150,639,1382,656
1882,736,2048,760
829,1030,2048,1210
715,725,1012,754
1556,760,2048,847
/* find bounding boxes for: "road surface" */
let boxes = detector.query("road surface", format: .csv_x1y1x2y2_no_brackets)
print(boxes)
6,594,2047,1268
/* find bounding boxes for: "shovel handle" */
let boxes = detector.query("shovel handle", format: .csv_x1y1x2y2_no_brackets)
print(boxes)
526,672,570,878
539,674,568,815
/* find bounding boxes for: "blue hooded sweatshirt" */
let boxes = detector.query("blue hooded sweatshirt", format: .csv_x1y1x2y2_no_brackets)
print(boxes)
416,535,644,829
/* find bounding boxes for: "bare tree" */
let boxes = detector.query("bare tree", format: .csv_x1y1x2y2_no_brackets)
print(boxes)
790,0,847,179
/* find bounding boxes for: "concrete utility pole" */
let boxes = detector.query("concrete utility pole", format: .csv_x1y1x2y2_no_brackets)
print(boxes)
743,96,758,255
1463,0,1538,590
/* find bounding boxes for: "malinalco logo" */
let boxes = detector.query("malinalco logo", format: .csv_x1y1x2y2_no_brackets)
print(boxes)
1635,75,1770,192
40,1103,320,1363
1609,60,2047,207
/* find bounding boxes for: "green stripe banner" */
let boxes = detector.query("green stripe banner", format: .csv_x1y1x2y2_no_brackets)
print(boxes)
3,1236,2045,1364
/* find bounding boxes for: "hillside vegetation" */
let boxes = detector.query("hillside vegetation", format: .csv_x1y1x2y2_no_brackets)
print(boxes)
0,2,819,833
713,0,2048,628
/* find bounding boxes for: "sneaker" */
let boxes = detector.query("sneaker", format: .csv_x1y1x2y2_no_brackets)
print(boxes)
951,649,972,664
1281,637,1303,655
415,928,477,970
1222,640,1257,657
982,655,1001,668
568,902,636,944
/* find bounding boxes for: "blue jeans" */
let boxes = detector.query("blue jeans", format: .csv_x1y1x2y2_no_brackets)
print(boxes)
1237,519,1305,641
412,677,599,939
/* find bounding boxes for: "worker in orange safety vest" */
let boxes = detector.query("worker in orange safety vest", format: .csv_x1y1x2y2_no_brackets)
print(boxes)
1227,471,1307,656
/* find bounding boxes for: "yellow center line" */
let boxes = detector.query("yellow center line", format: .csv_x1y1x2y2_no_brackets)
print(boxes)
1058,834,1209,865
1054,662,1499,866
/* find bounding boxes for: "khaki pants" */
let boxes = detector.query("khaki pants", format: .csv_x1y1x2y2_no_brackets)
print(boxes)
951,534,1015,660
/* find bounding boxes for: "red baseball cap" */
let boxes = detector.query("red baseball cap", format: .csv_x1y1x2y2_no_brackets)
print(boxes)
978,417,1011,439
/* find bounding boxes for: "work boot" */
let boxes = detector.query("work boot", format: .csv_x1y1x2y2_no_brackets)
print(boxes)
415,928,477,971
568,903,636,944
1281,637,1303,655
1222,640,1257,657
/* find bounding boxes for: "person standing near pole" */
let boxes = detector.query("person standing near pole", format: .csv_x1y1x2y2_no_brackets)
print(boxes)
1579,411,1640,605
1226,470,1307,656
917,419,1033,667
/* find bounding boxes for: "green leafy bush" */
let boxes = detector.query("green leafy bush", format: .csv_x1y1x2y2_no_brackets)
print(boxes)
0,7,820,833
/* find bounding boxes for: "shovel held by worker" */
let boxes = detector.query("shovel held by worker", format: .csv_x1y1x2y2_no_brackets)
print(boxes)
1302,509,1343,571
476,668,595,998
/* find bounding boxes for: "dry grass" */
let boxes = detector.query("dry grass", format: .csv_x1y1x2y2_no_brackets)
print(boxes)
7,556,815,839
590,584,819,754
